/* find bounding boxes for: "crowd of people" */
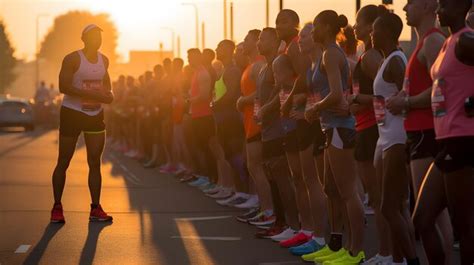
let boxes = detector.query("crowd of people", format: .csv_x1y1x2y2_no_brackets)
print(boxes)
50,0,474,264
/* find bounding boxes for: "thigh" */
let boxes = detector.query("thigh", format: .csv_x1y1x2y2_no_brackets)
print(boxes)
84,132,106,160
285,151,302,180
382,144,409,209
57,134,79,163
327,145,358,198
246,141,263,166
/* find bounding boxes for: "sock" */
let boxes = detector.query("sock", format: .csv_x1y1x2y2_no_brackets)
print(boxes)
54,202,62,206
407,258,420,265
313,236,325,245
300,229,313,236
328,233,342,252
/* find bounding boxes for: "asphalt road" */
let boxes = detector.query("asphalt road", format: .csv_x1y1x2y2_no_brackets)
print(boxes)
0,128,460,265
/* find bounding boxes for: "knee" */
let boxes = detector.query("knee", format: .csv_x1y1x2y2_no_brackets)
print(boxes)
87,156,101,169
56,158,72,171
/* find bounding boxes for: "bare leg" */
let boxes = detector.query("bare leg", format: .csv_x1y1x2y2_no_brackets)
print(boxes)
84,132,106,205
246,141,273,211
52,135,79,203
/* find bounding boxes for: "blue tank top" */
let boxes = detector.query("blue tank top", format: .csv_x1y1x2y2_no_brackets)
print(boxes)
310,44,355,130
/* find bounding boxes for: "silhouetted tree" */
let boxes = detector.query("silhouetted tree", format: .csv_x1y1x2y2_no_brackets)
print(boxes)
39,11,118,66
0,20,17,94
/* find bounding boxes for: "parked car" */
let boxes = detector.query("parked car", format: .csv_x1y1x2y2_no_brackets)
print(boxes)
0,96,35,131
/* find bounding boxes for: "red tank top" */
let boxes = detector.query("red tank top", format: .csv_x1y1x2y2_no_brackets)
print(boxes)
190,67,212,118
241,57,264,139
404,28,444,131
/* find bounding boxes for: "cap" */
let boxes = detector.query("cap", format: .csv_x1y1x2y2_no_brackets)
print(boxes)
82,24,103,36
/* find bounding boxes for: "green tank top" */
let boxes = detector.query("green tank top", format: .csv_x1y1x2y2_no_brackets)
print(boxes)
213,75,227,102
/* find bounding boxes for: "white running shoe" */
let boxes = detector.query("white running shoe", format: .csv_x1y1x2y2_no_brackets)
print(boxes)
233,195,259,209
208,188,233,199
270,228,296,242
362,254,392,265
216,192,250,206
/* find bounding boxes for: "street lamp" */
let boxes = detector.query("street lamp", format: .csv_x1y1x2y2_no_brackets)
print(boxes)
36,14,50,89
181,2,199,49
160,27,175,57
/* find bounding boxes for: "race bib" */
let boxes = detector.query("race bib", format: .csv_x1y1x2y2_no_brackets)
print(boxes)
81,80,102,111
431,78,447,117
373,95,386,126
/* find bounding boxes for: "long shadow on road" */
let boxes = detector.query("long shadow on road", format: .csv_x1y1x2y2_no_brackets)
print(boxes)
22,224,64,265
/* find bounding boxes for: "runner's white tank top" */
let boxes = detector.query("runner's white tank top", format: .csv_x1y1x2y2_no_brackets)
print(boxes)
373,50,407,151
62,50,106,116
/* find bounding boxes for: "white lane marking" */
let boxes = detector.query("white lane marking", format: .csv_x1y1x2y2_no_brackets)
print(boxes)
14,245,31,253
174,216,232,221
171,236,241,241
108,154,141,185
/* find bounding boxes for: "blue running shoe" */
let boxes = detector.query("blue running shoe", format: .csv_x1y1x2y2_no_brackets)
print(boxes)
188,177,208,187
289,239,324,256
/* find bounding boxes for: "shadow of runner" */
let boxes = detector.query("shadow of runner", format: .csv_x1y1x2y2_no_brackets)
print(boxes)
78,222,113,265
22,223,65,265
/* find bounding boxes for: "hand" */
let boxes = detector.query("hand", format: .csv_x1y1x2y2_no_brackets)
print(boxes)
304,105,319,123
289,109,305,120
386,93,406,115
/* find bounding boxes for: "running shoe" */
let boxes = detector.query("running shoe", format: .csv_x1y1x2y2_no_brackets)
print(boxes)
217,193,250,206
270,227,296,242
89,204,113,222
50,203,65,223
323,250,365,265
279,232,312,248
207,188,233,199
255,224,287,239
160,164,177,174
179,175,196,183
289,238,324,256
199,182,216,191
203,185,221,194
233,195,259,209
188,177,209,187
301,245,333,262
362,254,392,265
235,208,260,223
313,248,347,265
248,214,276,226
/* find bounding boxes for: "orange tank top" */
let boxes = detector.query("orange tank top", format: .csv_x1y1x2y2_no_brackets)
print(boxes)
241,57,264,139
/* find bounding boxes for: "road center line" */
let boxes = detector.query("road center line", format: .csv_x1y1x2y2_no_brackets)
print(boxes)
174,215,232,221
14,245,31,253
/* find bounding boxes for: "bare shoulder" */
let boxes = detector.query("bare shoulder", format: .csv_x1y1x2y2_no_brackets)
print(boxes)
63,51,80,65
423,32,445,53
100,53,110,68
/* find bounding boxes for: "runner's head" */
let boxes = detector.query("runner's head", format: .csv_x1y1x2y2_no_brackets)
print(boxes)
202,48,215,66
172,58,184,74
81,24,102,51
437,0,472,27
276,9,300,41
153,64,164,80
257,27,280,57
372,13,403,50
126,76,135,87
338,25,358,57
163,58,172,74
312,10,348,45
145,71,153,84
298,23,315,54
234,42,249,70
273,54,296,86
212,60,224,77
187,48,202,68
216,39,236,63
404,0,438,27
243,29,261,56
354,5,388,42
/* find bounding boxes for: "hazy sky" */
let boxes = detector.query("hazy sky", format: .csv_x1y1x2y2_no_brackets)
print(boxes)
0,0,411,62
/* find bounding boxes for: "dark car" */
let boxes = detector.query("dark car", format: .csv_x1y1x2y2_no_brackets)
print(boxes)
0,96,35,131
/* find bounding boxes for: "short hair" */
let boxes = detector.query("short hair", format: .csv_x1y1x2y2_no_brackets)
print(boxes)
202,48,215,61
279,9,300,26
261,27,279,40
247,29,262,40
219,39,236,51
187,48,201,55
377,13,403,42
357,5,389,25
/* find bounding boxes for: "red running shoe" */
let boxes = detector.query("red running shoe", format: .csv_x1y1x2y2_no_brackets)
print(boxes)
89,205,113,222
255,224,287,239
279,232,311,248
50,203,65,223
